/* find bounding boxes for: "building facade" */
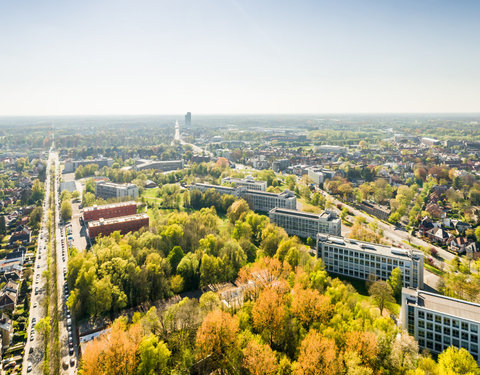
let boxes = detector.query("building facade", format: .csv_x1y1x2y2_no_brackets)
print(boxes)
244,190,296,212
401,288,480,363
269,208,341,239
83,201,138,222
87,213,149,239
134,159,184,171
63,158,113,173
94,182,139,200
317,235,424,289
189,183,244,197
221,176,267,191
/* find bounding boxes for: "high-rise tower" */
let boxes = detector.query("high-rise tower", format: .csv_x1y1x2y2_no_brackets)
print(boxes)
185,112,191,127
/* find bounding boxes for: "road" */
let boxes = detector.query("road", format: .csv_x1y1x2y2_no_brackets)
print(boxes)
173,120,213,157
61,173,87,251
22,150,53,374
53,153,79,373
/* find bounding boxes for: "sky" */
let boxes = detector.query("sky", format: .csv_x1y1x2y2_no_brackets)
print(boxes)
0,0,479,115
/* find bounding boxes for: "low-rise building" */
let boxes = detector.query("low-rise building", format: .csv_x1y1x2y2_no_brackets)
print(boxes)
64,158,113,173
189,183,244,197
244,190,296,212
272,159,290,172
83,201,138,222
221,176,267,191
269,208,341,239
87,213,149,239
94,181,139,200
134,159,184,171
356,201,391,221
307,167,337,185
401,288,480,363
317,234,424,289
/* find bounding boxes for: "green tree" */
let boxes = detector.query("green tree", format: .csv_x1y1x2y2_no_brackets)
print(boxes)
137,334,171,375
61,200,73,222
437,346,480,375
29,206,43,228
368,280,395,315
0,215,5,236
167,246,184,273
387,267,403,299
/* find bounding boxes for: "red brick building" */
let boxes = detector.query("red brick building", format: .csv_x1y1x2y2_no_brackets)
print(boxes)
87,213,149,239
83,201,138,222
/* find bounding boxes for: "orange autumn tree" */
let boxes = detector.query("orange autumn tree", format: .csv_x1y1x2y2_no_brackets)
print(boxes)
344,331,379,368
242,338,278,375
196,310,240,371
81,318,143,375
291,287,333,328
252,282,289,346
295,329,343,375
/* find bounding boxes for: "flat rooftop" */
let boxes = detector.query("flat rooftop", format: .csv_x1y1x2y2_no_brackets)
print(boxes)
317,234,422,260
192,183,236,191
403,288,480,323
245,189,295,198
88,213,149,228
269,207,323,220
84,201,137,212
224,177,265,185
96,182,137,189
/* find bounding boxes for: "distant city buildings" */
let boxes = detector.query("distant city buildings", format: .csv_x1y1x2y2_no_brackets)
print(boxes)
272,159,290,172
94,181,139,200
269,208,341,239
185,112,191,127
401,288,480,363
313,145,348,155
317,234,424,289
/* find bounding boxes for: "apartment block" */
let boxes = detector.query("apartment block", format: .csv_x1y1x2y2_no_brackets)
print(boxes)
63,158,113,173
134,159,184,171
83,201,138,222
94,181,139,200
317,234,424,289
189,183,244,197
269,208,341,239
221,176,267,191
401,288,480,363
244,190,296,212
87,213,149,239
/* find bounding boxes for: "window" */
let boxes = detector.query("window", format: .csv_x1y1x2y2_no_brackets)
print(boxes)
427,322,433,331
427,313,433,321
444,337,450,345
443,327,450,335
418,311,425,319
462,332,469,341
435,334,442,342
443,317,451,326
453,330,459,338
462,322,469,331
471,334,478,343
453,339,459,347
435,325,441,333
435,316,442,323
418,330,425,337
471,325,478,334
419,321,425,328
453,320,459,328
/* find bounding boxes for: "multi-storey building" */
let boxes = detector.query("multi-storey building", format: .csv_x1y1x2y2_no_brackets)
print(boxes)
83,201,138,222
134,159,184,171
63,158,113,173
317,234,424,289
401,288,480,363
307,167,336,185
87,213,149,239
269,208,341,239
94,182,139,200
189,183,244,197
244,190,296,212
221,176,267,191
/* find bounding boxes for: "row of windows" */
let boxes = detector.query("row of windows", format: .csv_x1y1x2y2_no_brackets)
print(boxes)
418,327,478,343
323,248,409,267
418,310,479,333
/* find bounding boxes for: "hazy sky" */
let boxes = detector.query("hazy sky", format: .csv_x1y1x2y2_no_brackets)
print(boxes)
1,0,479,115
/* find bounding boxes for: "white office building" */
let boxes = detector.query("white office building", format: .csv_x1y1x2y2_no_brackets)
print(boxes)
317,234,424,289
401,288,480,363
221,176,267,191
307,167,337,185
189,183,244,197
244,190,296,212
269,208,341,239
94,182,139,200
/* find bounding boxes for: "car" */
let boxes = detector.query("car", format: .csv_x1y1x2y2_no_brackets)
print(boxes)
30,334,34,341
37,265,40,269
27,363,33,372
69,347,74,356
69,341,73,348
32,317,36,324
33,302,37,308
29,346,34,354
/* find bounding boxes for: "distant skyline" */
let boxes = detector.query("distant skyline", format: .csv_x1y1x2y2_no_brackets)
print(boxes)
1,0,479,116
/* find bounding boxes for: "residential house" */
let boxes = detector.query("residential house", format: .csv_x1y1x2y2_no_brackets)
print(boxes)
447,237,471,254
425,227,452,244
